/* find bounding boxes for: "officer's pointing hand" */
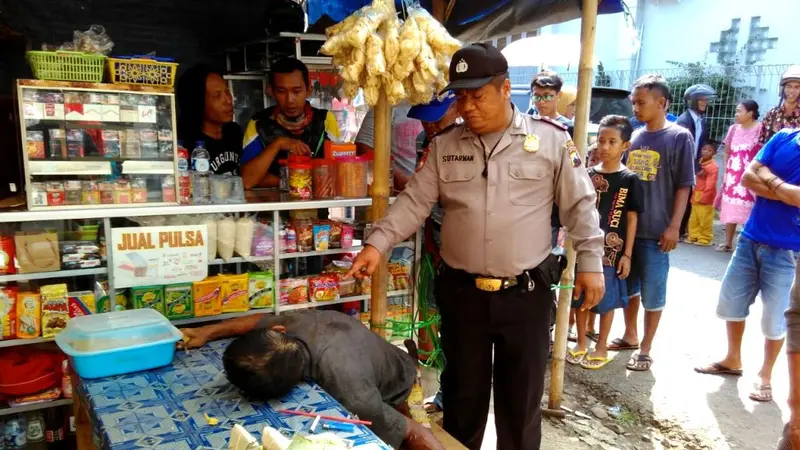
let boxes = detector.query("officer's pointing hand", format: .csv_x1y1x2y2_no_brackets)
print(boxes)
344,245,382,280
574,272,605,311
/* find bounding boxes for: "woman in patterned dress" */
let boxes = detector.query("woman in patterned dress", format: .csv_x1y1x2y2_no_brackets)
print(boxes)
717,100,762,251
758,65,800,145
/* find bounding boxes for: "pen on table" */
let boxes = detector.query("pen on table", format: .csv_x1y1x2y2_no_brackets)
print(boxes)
278,409,372,426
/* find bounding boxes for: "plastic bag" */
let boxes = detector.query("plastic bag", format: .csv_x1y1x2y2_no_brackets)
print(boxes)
366,33,386,77
43,25,114,55
217,216,236,261
398,17,422,62
382,18,401,71
234,215,255,259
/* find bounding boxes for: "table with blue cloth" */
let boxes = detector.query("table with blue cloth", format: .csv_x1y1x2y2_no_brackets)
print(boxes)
72,338,392,450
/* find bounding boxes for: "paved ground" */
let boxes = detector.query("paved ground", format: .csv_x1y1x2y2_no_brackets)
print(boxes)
563,226,791,450
425,224,792,449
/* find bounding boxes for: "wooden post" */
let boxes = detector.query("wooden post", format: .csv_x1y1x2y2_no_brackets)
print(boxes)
544,0,598,416
370,87,392,336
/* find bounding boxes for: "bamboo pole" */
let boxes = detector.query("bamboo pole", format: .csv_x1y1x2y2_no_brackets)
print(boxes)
544,0,598,417
369,89,392,337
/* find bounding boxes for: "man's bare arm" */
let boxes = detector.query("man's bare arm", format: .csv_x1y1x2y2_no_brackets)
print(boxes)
755,164,800,208
242,143,281,189
741,160,780,200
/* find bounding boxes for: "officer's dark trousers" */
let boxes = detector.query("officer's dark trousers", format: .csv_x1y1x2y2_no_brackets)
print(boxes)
435,268,553,450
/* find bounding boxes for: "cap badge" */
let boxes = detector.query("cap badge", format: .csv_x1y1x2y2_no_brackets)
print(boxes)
455,59,469,74
524,134,540,153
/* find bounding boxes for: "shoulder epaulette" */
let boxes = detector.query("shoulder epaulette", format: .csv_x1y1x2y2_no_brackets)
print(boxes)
533,114,568,131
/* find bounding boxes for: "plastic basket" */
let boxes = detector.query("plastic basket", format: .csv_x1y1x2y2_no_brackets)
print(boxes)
26,51,106,83
108,56,178,87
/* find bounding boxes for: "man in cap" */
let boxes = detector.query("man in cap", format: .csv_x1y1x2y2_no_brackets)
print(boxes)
346,43,604,450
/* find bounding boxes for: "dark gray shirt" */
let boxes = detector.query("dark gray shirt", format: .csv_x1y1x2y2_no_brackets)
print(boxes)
627,123,696,240
257,310,415,447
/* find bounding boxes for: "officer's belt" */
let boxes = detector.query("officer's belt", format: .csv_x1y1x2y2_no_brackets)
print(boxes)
443,265,534,292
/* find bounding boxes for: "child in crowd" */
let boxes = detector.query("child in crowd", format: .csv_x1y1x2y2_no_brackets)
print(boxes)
687,143,719,246
567,115,644,369
611,74,695,372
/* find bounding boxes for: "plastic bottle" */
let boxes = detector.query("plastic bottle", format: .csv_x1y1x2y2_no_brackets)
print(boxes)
191,140,211,204
43,408,65,450
25,412,46,450
177,140,191,204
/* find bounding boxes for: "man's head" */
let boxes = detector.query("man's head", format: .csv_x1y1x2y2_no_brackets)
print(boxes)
781,66,800,104
442,43,511,135
223,327,309,400
530,71,563,119
596,115,633,163
269,58,312,119
176,64,234,134
683,84,716,113
631,74,670,124
407,92,459,138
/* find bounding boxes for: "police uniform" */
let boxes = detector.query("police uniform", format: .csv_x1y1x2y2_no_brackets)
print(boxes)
365,44,603,450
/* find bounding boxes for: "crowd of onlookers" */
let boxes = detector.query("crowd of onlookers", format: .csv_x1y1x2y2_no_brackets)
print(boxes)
527,65,800,447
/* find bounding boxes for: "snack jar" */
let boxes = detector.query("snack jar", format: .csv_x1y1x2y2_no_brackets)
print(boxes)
288,161,313,200
336,156,368,198
311,159,336,199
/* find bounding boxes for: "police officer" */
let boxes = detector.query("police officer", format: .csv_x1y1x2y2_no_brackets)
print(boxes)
347,43,604,450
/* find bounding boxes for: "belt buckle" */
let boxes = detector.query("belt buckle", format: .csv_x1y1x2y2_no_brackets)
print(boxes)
476,277,502,292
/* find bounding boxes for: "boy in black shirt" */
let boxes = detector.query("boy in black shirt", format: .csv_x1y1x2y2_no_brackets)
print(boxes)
567,115,645,369
176,65,243,175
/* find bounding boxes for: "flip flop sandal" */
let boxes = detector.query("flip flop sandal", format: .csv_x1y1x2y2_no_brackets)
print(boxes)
627,353,653,371
608,338,639,351
566,349,588,365
586,331,600,343
694,362,743,376
716,244,733,252
749,383,773,402
581,355,612,370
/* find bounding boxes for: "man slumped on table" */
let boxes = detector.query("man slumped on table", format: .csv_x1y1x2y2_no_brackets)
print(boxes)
181,310,443,450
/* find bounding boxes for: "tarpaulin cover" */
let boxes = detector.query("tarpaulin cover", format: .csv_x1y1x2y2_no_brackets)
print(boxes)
309,0,625,42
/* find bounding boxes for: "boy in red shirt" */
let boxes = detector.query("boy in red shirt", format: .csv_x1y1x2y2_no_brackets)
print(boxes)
687,142,719,246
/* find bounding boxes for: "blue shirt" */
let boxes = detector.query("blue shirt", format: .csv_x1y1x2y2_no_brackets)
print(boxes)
742,129,800,251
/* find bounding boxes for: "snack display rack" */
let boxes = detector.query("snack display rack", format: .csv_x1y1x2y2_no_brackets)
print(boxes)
0,193,419,416
17,79,179,211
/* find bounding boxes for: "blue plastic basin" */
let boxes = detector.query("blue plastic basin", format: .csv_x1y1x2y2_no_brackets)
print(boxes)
55,309,182,379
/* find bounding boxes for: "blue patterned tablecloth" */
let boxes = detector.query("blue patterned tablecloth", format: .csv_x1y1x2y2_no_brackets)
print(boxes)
76,338,392,450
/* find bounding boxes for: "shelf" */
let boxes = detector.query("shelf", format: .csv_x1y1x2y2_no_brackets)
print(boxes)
122,160,174,175
29,160,112,176
279,246,363,260
0,399,73,417
208,256,274,265
0,194,377,223
0,336,54,349
171,308,269,326
279,290,409,312
0,267,108,283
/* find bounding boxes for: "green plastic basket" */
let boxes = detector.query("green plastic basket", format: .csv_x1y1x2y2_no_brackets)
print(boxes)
27,51,106,83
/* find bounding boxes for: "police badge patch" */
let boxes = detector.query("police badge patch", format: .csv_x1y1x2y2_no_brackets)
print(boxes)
567,140,582,167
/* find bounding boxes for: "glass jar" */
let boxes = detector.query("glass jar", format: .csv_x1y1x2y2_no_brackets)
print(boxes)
336,156,368,198
288,161,313,200
312,159,336,199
